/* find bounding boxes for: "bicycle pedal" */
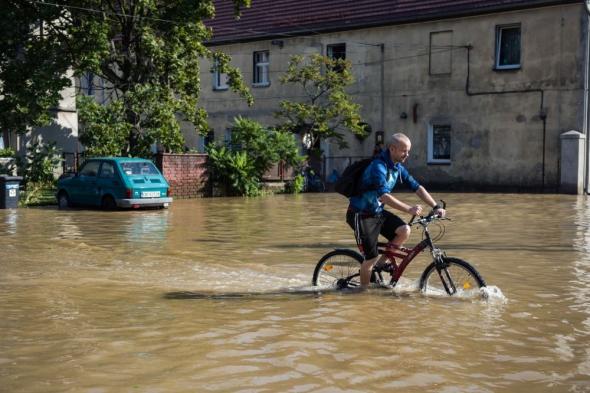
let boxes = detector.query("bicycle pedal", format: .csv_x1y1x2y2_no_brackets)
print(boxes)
336,279,349,290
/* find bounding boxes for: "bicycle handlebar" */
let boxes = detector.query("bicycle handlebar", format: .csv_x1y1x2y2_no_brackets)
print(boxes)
408,200,448,227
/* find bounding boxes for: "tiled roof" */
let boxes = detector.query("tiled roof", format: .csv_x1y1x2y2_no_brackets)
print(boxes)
206,0,578,44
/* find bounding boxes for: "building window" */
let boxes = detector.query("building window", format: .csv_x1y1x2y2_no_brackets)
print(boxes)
495,24,521,70
253,50,270,86
327,43,346,60
327,43,346,73
213,60,229,91
204,130,215,147
224,128,232,146
81,72,95,96
428,125,451,164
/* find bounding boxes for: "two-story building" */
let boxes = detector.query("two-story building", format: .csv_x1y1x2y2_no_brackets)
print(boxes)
199,0,589,192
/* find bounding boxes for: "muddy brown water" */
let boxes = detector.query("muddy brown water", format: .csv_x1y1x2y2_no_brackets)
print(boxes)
1,193,589,392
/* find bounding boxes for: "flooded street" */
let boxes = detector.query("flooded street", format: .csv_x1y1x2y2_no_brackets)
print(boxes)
1,193,590,392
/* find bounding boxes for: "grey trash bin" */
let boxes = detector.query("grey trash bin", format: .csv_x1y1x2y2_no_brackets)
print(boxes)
0,176,23,209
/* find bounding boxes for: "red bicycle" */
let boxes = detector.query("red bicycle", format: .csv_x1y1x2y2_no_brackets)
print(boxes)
312,202,486,296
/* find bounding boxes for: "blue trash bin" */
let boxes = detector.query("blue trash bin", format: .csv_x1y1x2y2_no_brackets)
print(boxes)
0,176,23,209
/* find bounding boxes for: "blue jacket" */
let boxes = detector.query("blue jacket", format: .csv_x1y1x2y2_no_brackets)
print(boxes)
348,149,420,214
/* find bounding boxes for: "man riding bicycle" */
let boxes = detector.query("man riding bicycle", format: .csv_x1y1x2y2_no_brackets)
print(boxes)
346,132,446,289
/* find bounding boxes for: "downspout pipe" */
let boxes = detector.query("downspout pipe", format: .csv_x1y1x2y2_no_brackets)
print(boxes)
583,7,590,194
464,45,547,191
380,43,385,133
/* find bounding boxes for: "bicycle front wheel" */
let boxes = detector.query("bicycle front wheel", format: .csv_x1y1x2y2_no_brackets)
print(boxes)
419,257,486,296
312,249,363,288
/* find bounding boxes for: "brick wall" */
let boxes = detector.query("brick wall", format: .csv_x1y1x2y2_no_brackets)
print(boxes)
155,153,209,198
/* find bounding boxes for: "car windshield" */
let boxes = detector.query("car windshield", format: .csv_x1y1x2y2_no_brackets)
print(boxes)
120,161,159,176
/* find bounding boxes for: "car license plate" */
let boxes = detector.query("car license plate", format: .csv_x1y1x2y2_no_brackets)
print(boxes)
141,191,160,198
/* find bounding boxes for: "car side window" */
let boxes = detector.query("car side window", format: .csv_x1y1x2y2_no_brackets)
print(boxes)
79,161,101,177
99,162,115,178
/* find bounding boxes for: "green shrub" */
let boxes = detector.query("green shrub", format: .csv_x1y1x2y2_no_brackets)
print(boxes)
206,117,303,197
285,174,305,194
19,182,57,207
0,148,16,175
0,147,16,158
206,145,260,197
21,140,62,184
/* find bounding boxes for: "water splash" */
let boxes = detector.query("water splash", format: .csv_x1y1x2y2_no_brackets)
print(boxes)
480,285,507,303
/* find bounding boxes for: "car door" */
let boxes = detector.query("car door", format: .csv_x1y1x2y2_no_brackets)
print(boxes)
97,161,122,199
76,160,102,206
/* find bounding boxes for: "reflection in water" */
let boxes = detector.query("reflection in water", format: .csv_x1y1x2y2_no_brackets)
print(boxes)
571,196,590,381
1,194,590,392
3,209,17,235
52,209,170,246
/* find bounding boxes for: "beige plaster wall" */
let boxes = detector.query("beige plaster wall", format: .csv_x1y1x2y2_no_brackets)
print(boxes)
199,3,585,190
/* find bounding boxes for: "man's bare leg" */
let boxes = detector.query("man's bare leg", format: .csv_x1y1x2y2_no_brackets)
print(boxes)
360,256,378,289
389,225,411,248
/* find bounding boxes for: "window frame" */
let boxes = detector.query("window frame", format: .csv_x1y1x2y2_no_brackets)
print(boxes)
327,43,346,60
494,24,521,70
427,124,451,165
327,43,347,73
253,50,270,87
212,59,229,91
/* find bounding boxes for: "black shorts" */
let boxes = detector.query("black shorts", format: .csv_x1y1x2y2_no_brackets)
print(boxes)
346,210,406,260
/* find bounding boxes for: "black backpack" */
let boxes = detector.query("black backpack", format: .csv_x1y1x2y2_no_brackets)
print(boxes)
334,158,374,198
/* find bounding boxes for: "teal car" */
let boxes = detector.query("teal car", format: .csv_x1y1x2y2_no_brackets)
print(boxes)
56,157,173,210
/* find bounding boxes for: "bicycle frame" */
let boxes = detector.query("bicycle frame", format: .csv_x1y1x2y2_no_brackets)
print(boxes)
370,213,449,287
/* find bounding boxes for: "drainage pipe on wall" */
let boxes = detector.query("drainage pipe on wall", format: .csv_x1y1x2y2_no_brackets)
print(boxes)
583,6,590,194
380,43,385,133
464,45,547,191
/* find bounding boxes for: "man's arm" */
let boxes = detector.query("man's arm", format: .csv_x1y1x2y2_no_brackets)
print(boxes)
415,186,446,216
379,193,423,216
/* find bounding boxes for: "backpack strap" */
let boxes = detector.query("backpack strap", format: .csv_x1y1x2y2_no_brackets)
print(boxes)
360,157,391,194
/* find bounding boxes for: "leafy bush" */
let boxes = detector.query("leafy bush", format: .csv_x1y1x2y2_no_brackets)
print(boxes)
0,148,16,175
0,147,15,158
22,140,62,184
19,182,57,207
206,117,303,197
285,174,305,194
207,145,261,197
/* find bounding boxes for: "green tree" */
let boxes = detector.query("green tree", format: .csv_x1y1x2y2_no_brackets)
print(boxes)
0,0,253,157
206,117,303,196
275,54,367,156
0,2,73,134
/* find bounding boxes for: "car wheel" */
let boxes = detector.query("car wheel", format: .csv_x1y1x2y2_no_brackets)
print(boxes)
101,195,117,210
57,191,70,209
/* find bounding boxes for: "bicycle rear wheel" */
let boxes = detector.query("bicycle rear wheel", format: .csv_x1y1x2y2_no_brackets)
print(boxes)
419,257,486,296
312,249,363,288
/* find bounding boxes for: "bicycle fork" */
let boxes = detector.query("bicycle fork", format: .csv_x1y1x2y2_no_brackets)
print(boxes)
432,248,457,295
